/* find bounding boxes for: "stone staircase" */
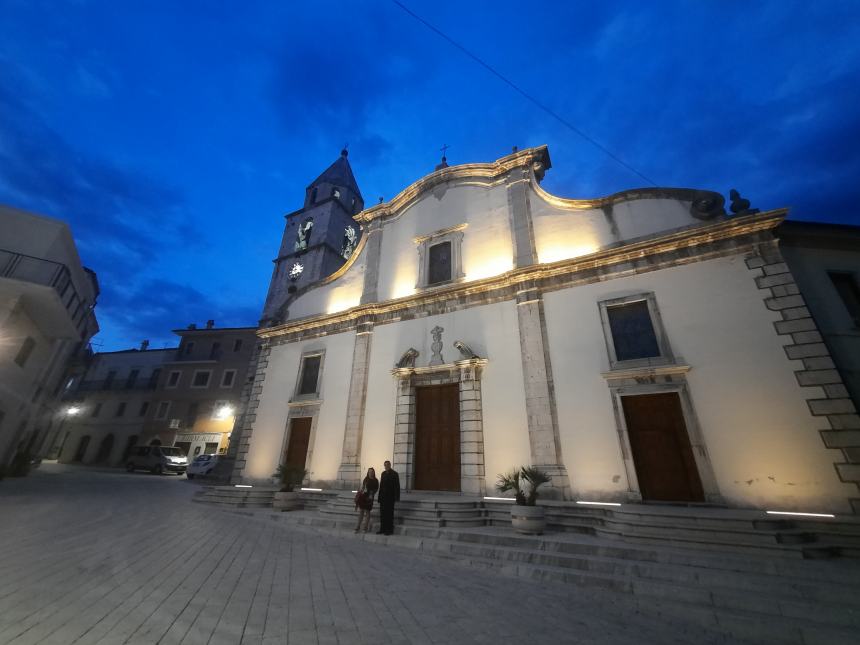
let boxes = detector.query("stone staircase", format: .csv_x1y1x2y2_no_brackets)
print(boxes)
268,511,860,645
192,485,277,508
318,492,486,528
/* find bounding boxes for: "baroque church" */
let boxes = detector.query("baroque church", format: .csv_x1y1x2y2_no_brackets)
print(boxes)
233,145,859,514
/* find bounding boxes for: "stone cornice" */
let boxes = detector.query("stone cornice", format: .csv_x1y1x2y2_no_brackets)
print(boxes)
258,209,787,341
352,146,550,224
601,363,692,380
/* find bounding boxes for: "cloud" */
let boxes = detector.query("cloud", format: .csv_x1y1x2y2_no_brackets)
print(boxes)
96,279,259,349
0,59,193,272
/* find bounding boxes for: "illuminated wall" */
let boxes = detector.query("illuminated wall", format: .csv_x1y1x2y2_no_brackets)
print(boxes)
242,330,355,482
543,255,855,513
362,301,531,483
288,247,367,319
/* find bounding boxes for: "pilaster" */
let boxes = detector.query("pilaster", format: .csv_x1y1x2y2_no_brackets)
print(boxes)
360,219,384,305
506,167,537,268
336,318,374,488
515,285,571,499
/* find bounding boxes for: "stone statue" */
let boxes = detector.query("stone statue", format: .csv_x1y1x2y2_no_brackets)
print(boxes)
396,348,419,368
729,189,759,216
295,219,314,252
341,225,357,259
429,326,444,366
454,340,480,360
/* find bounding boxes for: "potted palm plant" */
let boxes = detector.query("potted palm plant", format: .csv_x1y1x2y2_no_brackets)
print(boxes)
496,466,551,534
272,464,307,511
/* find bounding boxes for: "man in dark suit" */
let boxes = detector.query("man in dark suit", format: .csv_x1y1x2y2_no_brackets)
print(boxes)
376,460,400,535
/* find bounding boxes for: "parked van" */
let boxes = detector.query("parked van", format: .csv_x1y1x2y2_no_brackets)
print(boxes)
125,446,188,475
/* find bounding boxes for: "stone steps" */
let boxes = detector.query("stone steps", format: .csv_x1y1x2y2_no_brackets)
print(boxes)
270,512,860,644
192,485,277,508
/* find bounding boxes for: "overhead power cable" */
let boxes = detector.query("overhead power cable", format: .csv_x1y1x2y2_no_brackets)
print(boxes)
391,0,658,187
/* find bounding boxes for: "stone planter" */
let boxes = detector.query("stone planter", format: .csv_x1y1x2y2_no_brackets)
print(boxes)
273,491,302,512
511,504,546,535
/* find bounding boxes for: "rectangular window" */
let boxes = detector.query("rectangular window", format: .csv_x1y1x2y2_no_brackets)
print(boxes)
148,368,161,389
103,370,116,390
166,371,181,388
830,272,860,326
209,342,221,359
192,370,211,388
139,401,150,417
14,337,36,368
428,241,452,284
606,300,661,361
184,341,195,356
91,402,102,418
233,339,243,352
125,369,139,389
220,369,236,388
298,355,321,395
115,402,127,417
155,401,170,420
204,442,219,454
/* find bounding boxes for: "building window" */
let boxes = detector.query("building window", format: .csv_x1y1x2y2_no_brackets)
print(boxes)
14,337,36,368
115,402,127,417
91,402,102,418
155,401,170,420
598,293,673,369
830,272,860,326
221,369,236,388
139,401,150,417
233,339,243,352
166,371,181,388
209,342,221,359
125,369,139,389
148,368,161,389
191,370,212,388
311,187,318,203
428,242,452,284
296,353,323,397
184,341,195,356
103,370,116,390
415,224,466,289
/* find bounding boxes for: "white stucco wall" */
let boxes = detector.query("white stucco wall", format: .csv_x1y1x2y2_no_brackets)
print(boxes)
543,254,854,512
361,301,531,485
530,189,707,264
287,250,367,319
242,330,355,482
376,182,513,302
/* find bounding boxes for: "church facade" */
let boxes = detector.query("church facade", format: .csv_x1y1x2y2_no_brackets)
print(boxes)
234,145,859,514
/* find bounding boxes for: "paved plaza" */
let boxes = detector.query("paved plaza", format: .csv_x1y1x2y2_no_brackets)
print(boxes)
0,465,751,644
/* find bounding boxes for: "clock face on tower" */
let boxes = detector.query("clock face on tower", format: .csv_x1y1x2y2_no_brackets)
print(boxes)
289,262,304,281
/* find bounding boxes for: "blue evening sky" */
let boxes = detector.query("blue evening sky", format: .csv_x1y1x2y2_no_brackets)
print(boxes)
2,1,858,351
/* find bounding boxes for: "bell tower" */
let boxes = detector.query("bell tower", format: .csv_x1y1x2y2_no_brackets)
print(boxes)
260,150,364,326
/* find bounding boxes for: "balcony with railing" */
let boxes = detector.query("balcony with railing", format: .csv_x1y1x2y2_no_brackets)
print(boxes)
0,248,97,339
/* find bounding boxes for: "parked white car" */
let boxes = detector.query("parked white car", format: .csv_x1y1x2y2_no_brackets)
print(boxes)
186,454,219,479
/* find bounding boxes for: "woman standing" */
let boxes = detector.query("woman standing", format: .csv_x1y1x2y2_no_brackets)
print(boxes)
354,467,379,533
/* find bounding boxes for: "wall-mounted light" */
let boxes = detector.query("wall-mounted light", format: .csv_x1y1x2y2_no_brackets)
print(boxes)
66,406,81,416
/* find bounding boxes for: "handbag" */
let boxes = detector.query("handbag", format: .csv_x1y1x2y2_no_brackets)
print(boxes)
354,490,369,509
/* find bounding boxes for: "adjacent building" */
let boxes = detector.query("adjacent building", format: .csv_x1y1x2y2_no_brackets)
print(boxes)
0,205,100,468
56,342,175,466
232,145,860,515
140,323,257,458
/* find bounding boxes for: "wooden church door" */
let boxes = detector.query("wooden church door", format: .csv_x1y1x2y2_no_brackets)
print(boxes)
621,392,705,502
414,384,460,491
284,417,312,470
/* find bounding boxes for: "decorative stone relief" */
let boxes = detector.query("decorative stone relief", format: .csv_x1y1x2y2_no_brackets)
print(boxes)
341,225,357,259
429,326,444,366
454,340,480,360
396,348,419,368
294,219,314,252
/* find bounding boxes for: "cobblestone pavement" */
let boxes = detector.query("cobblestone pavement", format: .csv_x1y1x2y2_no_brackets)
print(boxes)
0,465,736,644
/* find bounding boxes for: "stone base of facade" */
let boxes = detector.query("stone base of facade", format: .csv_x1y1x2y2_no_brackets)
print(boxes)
336,463,362,490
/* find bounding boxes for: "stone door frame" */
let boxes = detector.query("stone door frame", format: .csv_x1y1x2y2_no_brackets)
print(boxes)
279,401,321,486
391,358,488,496
604,366,723,504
